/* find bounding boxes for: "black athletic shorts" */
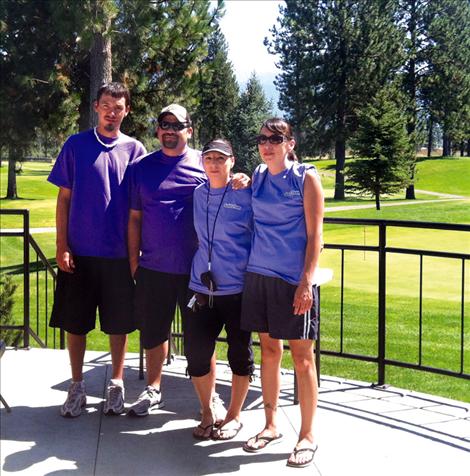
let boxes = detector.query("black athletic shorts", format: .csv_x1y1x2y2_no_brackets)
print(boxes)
50,256,135,335
241,272,318,340
133,267,189,349
183,292,254,378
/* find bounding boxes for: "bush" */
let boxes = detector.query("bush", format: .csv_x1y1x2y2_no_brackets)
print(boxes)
0,273,21,346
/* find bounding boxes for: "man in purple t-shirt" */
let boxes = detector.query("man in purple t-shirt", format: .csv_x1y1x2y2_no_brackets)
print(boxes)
127,104,205,415
48,82,146,418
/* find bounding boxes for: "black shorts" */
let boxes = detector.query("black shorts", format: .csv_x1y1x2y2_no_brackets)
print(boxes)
50,256,135,335
183,292,254,378
134,267,189,349
241,272,318,340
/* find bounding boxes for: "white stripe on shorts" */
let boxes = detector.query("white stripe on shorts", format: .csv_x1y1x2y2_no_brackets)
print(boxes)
303,309,311,339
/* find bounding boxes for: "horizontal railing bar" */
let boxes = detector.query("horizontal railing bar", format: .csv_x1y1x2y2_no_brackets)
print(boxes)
325,244,379,252
0,231,26,237
324,217,470,232
384,359,470,380
320,350,379,363
0,209,28,216
386,247,470,260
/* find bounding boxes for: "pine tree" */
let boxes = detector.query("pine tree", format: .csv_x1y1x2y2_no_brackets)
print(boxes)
422,0,470,157
111,0,220,143
230,73,272,174
0,0,79,198
347,86,412,210
398,0,429,199
194,27,239,147
267,0,404,199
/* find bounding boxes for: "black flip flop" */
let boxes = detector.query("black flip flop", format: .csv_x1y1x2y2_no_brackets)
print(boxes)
242,433,284,453
286,445,318,468
193,423,213,440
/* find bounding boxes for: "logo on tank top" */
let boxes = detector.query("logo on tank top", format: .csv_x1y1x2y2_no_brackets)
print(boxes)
283,190,301,198
224,203,242,211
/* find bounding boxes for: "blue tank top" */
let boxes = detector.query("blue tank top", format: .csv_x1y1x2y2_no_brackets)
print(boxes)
247,161,317,285
190,182,253,295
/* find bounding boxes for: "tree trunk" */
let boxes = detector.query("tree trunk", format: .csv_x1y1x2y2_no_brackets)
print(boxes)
375,192,380,210
406,183,415,199
89,19,113,129
427,117,434,157
467,139,470,157
6,154,18,199
334,139,346,200
404,2,417,201
460,141,465,157
442,134,451,156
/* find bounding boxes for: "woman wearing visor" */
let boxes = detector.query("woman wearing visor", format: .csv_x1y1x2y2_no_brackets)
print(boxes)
184,139,254,441
241,118,324,468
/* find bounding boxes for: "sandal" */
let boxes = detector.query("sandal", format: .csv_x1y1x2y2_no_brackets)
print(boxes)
211,421,243,441
243,432,283,453
286,445,318,468
192,423,213,440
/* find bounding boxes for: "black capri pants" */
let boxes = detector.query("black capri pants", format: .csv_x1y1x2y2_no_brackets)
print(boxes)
183,292,254,378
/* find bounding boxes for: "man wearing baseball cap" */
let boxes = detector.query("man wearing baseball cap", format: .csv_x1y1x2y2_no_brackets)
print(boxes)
127,105,249,416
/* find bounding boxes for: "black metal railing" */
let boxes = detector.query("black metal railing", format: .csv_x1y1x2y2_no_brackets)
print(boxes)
169,218,470,386
321,218,469,384
0,209,63,349
1,209,468,386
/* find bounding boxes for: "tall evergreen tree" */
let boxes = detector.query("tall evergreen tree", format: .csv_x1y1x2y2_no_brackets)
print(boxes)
398,0,429,199
267,0,404,199
347,86,412,210
194,27,239,146
422,0,470,157
231,73,272,174
0,0,221,197
109,0,220,144
0,0,79,198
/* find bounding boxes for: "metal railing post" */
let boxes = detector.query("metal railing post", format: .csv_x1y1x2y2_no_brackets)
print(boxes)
377,222,386,386
23,211,30,348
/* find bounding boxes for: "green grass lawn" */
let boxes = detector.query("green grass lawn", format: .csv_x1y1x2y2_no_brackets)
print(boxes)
1,158,469,402
1,161,57,228
414,156,470,196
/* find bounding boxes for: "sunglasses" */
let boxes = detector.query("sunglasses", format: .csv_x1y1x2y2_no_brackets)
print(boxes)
255,134,287,145
203,155,232,165
158,120,189,131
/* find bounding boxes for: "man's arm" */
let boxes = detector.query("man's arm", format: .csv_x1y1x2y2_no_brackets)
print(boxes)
128,209,142,278
56,187,74,273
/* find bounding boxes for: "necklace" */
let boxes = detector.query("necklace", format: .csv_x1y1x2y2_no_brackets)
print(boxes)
93,127,120,148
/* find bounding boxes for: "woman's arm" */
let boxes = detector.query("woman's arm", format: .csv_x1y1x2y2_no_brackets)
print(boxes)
293,170,324,315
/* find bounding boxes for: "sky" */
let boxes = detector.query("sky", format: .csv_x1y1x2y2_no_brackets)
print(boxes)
215,0,284,109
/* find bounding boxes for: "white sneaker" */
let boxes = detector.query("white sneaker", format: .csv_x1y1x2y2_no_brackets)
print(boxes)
61,381,86,418
199,393,226,425
103,379,125,415
127,386,164,417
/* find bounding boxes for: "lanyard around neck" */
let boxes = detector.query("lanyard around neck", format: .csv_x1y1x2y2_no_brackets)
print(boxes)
206,181,230,270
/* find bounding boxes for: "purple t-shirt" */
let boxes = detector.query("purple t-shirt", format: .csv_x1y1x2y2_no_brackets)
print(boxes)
247,162,318,285
190,183,253,295
130,148,206,274
48,129,146,258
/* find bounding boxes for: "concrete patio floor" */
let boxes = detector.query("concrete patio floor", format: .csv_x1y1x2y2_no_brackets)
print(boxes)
1,348,469,475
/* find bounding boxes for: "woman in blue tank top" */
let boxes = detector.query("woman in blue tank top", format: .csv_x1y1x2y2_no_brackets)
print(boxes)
241,118,324,468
